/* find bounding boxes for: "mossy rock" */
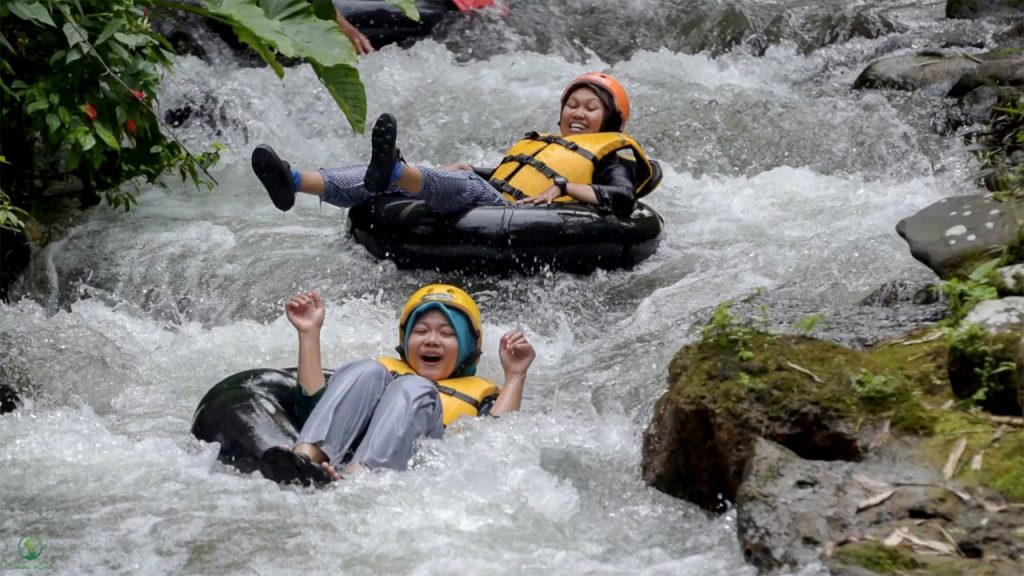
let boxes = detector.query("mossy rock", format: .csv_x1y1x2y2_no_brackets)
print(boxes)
948,312,1024,416
643,327,950,511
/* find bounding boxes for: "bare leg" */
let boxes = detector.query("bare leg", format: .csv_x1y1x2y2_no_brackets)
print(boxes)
297,170,325,197
294,442,328,463
395,165,423,194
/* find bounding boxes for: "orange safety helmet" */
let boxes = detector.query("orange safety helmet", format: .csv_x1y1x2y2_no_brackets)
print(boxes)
560,72,631,131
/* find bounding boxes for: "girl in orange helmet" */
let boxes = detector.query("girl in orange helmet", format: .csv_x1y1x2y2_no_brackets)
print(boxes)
258,285,535,486
252,72,659,220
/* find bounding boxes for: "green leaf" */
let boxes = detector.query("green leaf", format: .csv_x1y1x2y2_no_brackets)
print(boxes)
78,132,97,151
310,0,337,20
48,93,59,105
65,47,83,65
279,16,355,67
113,32,149,48
203,0,296,56
46,113,61,134
261,0,310,20
233,26,285,78
387,0,420,21
115,105,126,124
94,122,120,150
58,106,70,125
0,30,14,53
62,21,88,48
313,63,365,133
26,99,48,114
96,18,122,46
8,1,57,27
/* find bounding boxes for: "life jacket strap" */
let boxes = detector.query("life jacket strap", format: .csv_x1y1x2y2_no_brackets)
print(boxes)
434,384,481,410
489,178,527,200
525,132,597,162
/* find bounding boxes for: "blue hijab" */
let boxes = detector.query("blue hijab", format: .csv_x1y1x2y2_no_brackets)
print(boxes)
403,302,479,377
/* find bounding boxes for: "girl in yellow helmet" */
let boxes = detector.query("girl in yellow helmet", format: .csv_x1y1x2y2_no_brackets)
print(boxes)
258,284,535,486
252,72,658,221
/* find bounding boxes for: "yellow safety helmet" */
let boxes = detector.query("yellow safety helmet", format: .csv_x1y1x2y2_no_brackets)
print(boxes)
398,284,483,351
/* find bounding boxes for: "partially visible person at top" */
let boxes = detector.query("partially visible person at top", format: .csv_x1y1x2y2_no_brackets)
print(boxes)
258,284,535,486
332,5,374,55
251,72,661,220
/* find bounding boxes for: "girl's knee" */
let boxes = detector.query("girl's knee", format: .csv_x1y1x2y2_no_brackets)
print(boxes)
330,359,389,385
391,375,439,398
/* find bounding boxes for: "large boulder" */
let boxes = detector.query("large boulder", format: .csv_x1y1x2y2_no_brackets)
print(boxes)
641,327,927,512
895,195,1020,279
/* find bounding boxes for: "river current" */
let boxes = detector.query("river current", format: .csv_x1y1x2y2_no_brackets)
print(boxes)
0,1,1004,574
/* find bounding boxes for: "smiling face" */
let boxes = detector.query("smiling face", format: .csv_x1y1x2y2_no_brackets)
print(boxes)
405,309,459,381
559,86,608,136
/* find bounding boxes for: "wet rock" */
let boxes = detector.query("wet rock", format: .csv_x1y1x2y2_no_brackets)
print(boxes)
858,280,943,307
895,195,1019,280
995,264,1024,296
0,384,21,414
736,438,849,571
853,52,981,92
0,227,31,303
0,364,25,414
947,56,1024,98
948,297,1024,415
947,0,1024,21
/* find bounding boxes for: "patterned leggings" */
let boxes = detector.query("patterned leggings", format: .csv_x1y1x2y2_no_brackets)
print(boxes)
319,165,505,215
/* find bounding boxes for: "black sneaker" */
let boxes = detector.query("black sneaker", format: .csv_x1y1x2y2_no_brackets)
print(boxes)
258,446,332,487
363,113,402,193
252,145,296,211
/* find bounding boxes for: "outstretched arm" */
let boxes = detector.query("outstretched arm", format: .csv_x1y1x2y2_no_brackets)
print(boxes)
490,330,536,416
335,9,375,55
287,291,327,396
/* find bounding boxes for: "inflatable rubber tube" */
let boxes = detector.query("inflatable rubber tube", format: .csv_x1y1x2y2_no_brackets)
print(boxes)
347,198,665,274
191,368,333,473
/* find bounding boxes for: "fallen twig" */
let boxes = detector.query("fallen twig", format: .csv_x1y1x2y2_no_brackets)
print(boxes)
857,489,898,512
901,331,944,346
784,360,823,383
943,437,968,480
987,415,1024,427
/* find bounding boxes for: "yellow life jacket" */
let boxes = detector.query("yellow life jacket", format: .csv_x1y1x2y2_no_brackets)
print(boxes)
488,132,657,202
377,357,500,426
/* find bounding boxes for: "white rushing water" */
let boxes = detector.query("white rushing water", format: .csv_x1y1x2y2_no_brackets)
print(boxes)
0,1,1003,573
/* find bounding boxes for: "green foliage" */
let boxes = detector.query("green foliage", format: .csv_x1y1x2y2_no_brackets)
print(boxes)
948,323,1019,408
1,0,389,224
935,257,1001,324
1,0,222,211
834,542,922,573
793,313,822,335
170,0,374,132
850,369,900,405
969,92,1024,200
0,157,29,232
701,302,762,360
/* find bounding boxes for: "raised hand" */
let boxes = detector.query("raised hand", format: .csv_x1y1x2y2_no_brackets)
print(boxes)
499,330,536,377
286,291,325,334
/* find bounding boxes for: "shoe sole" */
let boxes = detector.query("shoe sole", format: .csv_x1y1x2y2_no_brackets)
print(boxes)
259,447,332,487
258,447,302,485
364,114,397,193
252,145,295,211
